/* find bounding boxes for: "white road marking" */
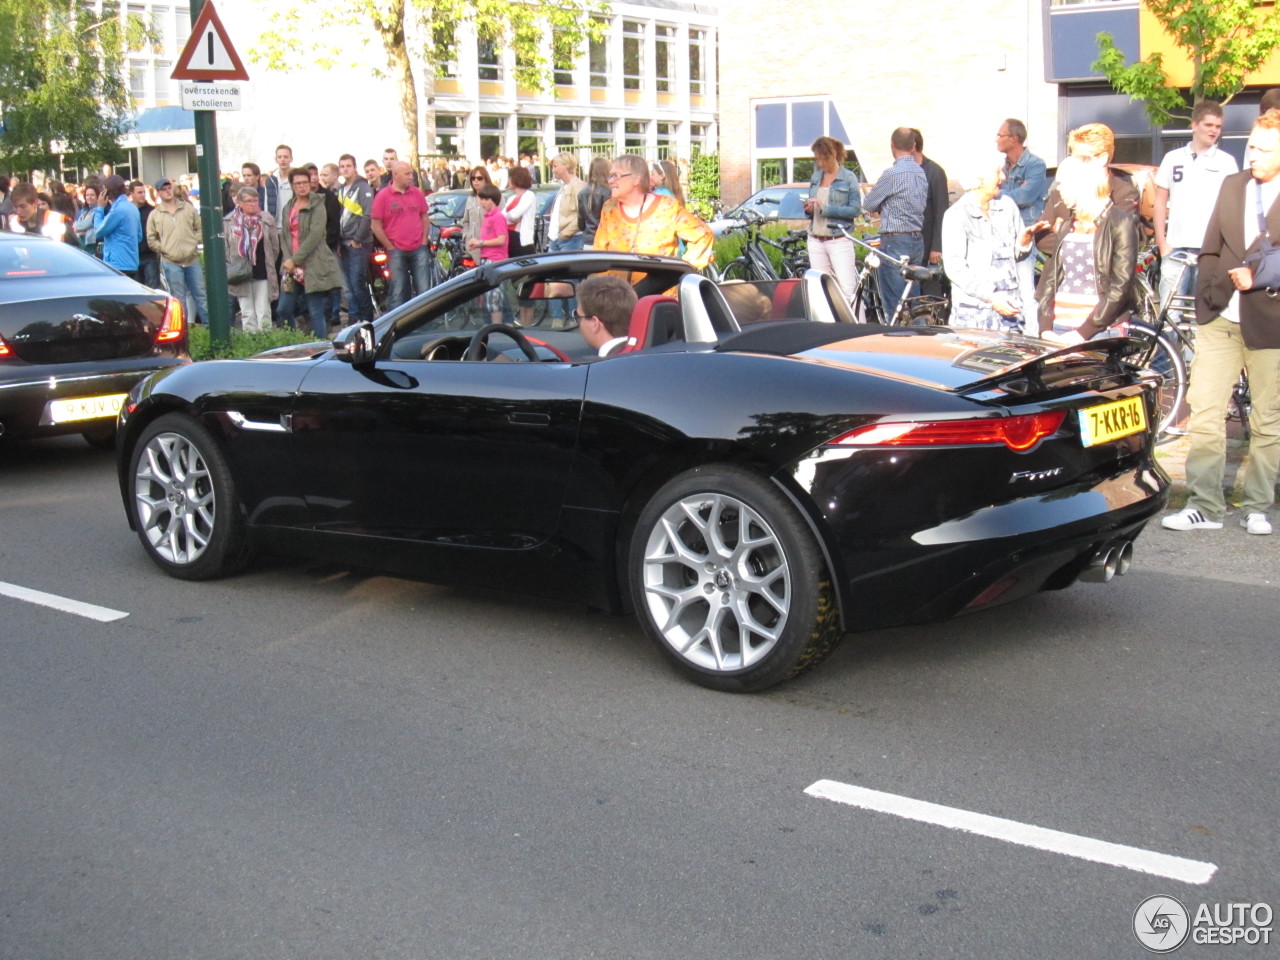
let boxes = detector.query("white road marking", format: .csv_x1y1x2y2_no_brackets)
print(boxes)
0,581,129,623
805,779,1217,886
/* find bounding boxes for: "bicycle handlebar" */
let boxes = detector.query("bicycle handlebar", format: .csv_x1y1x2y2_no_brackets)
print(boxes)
827,223,943,281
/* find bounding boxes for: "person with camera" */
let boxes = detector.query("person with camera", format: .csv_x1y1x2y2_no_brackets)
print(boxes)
1163,109,1280,536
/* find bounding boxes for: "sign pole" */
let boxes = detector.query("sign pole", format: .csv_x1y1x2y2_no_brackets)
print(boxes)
173,0,250,350
192,98,231,348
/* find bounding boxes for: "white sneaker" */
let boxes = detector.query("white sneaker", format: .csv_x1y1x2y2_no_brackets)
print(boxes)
1162,507,1223,531
1241,513,1273,535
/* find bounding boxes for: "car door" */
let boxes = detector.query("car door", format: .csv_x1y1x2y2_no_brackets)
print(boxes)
288,353,588,576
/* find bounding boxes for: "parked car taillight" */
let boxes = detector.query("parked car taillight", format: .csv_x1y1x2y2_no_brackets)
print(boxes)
156,297,185,343
0,333,13,359
833,411,1065,453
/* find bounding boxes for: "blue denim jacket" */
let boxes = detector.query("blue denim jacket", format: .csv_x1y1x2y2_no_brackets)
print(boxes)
999,150,1048,226
808,166,863,226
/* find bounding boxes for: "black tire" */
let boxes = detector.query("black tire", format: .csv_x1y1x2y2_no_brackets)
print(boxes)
629,465,843,692
721,258,754,283
1128,321,1187,438
128,413,251,580
81,424,117,450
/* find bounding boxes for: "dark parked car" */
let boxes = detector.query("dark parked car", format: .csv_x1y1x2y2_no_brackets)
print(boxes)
116,253,1168,691
0,233,188,448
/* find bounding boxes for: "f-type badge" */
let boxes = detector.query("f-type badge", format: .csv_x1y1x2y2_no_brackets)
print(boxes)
1009,467,1063,484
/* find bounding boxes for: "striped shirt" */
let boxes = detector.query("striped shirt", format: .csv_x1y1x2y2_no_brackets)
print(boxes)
864,156,928,234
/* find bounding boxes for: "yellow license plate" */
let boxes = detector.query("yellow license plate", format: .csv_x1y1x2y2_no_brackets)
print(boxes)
1078,395,1147,447
47,393,128,424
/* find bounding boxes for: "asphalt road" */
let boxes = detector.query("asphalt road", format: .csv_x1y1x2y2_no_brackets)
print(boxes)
2,437,1278,959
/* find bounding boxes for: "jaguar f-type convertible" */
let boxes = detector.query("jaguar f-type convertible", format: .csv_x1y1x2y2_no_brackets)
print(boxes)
117,252,1169,691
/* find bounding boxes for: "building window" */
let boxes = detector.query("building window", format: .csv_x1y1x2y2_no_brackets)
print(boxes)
435,114,462,156
478,37,502,82
151,6,171,52
153,61,172,102
656,121,676,157
555,118,579,147
689,29,706,96
553,30,575,86
517,116,543,157
433,22,458,78
690,123,710,155
129,60,147,100
591,118,614,146
655,24,675,94
624,120,646,150
750,96,859,187
623,20,644,91
480,114,504,160
589,18,608,88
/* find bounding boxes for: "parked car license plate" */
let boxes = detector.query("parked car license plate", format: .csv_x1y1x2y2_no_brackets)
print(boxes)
47,393,128,424
1078,395,1146,447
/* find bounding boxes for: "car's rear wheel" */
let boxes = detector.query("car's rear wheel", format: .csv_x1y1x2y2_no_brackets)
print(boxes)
630,465,842,691
129,413,250,580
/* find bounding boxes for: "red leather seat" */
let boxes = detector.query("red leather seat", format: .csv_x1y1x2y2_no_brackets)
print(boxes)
620,295,683,353
771,279,802,319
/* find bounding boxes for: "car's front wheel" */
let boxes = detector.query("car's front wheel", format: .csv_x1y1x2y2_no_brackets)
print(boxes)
629,465,843,691
129,413,250,580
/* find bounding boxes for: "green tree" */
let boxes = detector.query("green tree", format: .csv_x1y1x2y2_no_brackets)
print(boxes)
1093,0,1280,126
252,0,608,164
0,0,148,174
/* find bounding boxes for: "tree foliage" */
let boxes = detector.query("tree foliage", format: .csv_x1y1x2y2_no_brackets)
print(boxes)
1093,0,1280,126
0,0,148,174
251,0,608,163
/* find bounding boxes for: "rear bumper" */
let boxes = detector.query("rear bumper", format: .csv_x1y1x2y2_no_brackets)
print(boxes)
817,461,1170,632
0,358,186,439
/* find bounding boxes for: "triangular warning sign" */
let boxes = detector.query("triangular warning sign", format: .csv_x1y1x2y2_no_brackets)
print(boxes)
171,2,249,82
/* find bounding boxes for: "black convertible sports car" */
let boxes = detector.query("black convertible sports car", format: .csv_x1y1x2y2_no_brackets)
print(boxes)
117,252,1169,691
0,233,188,447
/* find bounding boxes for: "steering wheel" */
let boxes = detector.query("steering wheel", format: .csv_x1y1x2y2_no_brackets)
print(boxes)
465,323,542,362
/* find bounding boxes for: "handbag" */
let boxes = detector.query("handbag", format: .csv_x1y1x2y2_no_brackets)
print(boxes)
1245,186,1280,294
226,252,252,285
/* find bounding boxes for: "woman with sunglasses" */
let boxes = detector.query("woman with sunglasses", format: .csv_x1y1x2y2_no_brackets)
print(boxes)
462,165,492,247
593,154,713,293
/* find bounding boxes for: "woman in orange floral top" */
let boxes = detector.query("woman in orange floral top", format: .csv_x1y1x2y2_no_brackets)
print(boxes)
593,154,714,294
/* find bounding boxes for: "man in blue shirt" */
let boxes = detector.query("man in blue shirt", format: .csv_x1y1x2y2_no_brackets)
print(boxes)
864,127,929,321
997,119,1048,329
92,175,142,279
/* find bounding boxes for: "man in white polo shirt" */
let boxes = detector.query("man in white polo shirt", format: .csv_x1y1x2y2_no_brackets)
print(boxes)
1153,100,1238,317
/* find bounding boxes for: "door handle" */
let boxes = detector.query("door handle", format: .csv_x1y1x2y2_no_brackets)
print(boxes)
508,412,551,426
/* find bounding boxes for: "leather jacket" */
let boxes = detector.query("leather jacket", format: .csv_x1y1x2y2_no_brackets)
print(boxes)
1038,200,1140,337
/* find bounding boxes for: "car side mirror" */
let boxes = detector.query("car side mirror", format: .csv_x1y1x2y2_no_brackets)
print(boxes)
335,322,377,366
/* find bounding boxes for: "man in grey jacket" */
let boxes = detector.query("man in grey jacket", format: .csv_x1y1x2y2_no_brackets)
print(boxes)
337,153,376,322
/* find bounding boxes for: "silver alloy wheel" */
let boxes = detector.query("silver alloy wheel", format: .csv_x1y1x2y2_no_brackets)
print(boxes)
134,431,216,565
641,492,791,672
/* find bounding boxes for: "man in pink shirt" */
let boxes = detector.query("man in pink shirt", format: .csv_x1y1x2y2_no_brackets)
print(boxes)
371,161,430,309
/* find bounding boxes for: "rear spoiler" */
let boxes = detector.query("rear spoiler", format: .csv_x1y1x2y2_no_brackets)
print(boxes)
954,336,1147,399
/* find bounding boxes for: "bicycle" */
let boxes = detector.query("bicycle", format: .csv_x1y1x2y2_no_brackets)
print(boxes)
713,211,808,282
829,223,949,326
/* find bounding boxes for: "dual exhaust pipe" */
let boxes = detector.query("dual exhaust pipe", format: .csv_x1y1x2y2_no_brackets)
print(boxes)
1079,540,1134,583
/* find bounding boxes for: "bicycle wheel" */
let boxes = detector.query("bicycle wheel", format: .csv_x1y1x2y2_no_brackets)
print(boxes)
1128,321,1187,438
721,258,754,282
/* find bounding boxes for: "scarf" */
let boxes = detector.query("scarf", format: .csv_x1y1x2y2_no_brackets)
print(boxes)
232,208,263,259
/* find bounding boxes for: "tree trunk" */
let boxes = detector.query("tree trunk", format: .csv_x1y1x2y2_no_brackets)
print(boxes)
375,0,419,164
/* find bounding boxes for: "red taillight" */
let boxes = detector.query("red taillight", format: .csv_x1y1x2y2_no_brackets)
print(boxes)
156,297,185,343
833,410,1066,452
0,333,13,358
373,252,388,264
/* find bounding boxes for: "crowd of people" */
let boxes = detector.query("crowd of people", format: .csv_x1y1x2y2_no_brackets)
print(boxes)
3,113,1278,532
